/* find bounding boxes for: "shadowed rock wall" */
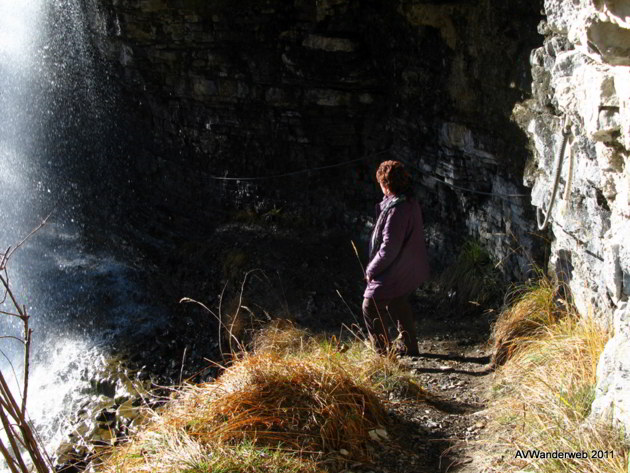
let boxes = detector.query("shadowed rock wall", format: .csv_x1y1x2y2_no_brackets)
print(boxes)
515,0,630,437
88,0,543,275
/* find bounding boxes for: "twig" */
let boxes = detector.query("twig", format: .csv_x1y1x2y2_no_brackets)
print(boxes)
218,280,229,360
0,386,30,472
0,218,55,472
231,269,263,354
180,297,243,357
0,273,28,322
276,271,290,317
0,349,24,403
0,248,10,274
179,346,188,386
336,290,361,327
0,335,26,343
0,438,20,473
21,325,32,414
1,211,53,268
350,240,366,277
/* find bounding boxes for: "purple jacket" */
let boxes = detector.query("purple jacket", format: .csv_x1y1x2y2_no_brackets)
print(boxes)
364,195,430,300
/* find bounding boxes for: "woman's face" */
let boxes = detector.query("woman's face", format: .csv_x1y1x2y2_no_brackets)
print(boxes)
380,182,392,196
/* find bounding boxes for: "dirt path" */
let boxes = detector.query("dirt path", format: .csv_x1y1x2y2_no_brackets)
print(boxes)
359,305,495,473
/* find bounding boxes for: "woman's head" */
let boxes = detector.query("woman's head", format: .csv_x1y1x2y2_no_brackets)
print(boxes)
376,160,412,196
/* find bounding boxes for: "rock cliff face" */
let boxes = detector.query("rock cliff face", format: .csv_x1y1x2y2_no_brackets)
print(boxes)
88,0,543,276
517,0,630,437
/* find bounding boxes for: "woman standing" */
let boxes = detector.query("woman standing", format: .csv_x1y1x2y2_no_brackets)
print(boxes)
363,160,430,356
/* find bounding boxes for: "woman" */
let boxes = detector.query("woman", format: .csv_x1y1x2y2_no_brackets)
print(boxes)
363,160,429,356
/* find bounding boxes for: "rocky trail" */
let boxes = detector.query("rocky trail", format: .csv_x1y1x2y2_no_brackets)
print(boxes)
357,301,496,473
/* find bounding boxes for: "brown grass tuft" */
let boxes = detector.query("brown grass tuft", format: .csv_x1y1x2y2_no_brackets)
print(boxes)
481,302,629,473
96,323,401,473
172,352,386,457
491,276,564,366
250,318,311,355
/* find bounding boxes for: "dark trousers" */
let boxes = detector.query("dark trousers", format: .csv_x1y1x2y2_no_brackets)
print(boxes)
362,294,419,356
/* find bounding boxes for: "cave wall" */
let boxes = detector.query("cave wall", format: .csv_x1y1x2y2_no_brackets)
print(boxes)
516,0,630,437
87,0,544,277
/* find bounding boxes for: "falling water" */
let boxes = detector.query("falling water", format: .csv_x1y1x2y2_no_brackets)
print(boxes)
0,0,166,462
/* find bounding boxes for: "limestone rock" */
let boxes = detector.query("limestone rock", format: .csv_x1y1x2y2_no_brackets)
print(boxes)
544,0,586,34
590,303,630,440
586,15,630,66
522,0,630,440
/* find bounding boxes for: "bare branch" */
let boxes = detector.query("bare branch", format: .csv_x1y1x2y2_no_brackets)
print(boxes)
0,273,28,322
21,328,31,414
0,349,25,399
2,211,53,267
0,336,26,343
0,438,21,473
0,218,55,472
0,401,29,472
0,246,11,271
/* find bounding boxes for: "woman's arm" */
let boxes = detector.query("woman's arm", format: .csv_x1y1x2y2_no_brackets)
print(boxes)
366,205,407,279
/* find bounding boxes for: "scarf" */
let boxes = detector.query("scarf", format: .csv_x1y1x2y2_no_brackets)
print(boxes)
369,195,406,262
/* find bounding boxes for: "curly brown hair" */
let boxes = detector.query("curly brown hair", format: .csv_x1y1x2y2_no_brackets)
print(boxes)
376,160,412,196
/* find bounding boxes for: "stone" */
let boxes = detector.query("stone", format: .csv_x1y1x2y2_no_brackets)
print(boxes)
594,0,630,22
596,107,621,141
117,399,140,422
596,142,624,172
192,76,218,97
614,68,630,149
304,88,351,107
302,35,356,52
573,66,621,141
400,3,458,50
590,308,630,441
603,240,623,301
586,15,630,66
544,0,585,34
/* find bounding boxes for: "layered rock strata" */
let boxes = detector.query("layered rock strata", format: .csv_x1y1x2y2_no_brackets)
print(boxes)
89,0,543,277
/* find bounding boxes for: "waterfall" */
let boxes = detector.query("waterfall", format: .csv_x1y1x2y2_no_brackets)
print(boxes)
0,0,166,463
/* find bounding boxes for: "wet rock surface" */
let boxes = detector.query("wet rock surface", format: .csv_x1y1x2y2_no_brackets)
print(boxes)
51,354,157,472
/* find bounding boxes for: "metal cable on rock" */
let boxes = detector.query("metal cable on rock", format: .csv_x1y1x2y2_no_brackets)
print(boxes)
536,118,572,231
208,149,391,182
208,146,533,201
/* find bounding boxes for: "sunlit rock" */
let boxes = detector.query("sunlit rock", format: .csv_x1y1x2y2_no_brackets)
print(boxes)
586,16,630,66
522,0,630,438
591,303,630,440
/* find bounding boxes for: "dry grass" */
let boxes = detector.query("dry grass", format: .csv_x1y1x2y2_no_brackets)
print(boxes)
482,295,629,473
251,320,429,400
95,321,424,473
490,276,563,366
